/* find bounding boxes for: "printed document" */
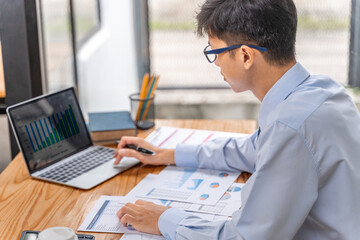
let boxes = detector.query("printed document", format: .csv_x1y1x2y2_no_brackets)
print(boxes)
135,166,240,205
145,126,248,148
127,174,244,216
79,195,217,235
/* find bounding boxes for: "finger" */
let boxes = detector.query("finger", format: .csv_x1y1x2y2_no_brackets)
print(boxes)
117,208,125,219
135,199,152,205
117,148,147,162
120,213,136,227
119,136,144,148
120,204,141,217
121,137,158,153
114,150,124,165
117,204,137,220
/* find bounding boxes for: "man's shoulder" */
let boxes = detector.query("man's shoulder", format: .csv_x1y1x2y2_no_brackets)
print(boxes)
266,75,348,130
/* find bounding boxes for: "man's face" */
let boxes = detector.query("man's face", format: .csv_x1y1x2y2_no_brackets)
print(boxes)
208,36,253,93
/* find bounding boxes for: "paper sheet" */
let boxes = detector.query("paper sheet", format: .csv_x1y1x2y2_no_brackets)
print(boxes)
127,174,244,216
134,166,239,205
163,182,244,216
78,195,216,234
120,234,165,240
145,126,248,148
78,196,143,234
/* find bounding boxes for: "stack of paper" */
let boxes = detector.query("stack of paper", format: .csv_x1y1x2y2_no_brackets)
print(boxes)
78,127,248,239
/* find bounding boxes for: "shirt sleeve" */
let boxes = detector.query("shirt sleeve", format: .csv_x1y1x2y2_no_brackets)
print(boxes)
175,130,259,173
159,121,319,239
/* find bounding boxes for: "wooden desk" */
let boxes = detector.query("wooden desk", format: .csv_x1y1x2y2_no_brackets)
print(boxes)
0,119,256,240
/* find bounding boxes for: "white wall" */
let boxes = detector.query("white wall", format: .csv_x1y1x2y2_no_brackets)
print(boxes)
77,0,138,116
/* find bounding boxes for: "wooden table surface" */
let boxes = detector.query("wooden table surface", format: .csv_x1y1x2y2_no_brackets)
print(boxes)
0,119,256,240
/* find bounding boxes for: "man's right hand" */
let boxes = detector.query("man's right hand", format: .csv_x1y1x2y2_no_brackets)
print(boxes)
113,136,175,166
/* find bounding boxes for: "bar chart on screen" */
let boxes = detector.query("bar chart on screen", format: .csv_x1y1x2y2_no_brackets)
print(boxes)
24,104,80,152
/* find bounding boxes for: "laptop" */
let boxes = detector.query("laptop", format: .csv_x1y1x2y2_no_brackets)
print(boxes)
7,87,139,189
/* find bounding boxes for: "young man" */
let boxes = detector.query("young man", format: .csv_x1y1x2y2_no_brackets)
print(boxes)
114,0,360,239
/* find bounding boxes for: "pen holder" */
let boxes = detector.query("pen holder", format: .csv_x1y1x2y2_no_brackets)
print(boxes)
129,92,155,130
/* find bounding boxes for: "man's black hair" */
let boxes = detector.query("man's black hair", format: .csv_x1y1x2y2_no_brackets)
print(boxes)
196,0,297,65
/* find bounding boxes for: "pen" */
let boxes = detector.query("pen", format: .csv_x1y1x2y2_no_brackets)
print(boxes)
125,144,155,155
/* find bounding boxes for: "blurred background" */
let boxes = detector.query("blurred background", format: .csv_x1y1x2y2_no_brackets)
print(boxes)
0,0,359,172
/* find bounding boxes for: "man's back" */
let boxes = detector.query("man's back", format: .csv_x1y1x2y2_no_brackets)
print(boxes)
266,72,360,239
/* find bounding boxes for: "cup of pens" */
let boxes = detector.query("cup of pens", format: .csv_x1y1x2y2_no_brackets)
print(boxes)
129,74,159,130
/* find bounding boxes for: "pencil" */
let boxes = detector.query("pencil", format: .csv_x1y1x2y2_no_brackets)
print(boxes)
136,73,150,121
141,75,160,121
139,75,156,121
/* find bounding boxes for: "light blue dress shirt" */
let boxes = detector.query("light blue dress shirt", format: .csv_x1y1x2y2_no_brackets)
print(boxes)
158,63,360,239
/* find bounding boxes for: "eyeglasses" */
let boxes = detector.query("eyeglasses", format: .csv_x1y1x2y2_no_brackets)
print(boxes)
203,44,267,63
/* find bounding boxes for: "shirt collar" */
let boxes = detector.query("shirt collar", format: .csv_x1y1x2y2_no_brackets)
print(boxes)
259,62,310,128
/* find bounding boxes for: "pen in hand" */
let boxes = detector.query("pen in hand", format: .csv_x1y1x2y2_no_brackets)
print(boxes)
125,144,156,155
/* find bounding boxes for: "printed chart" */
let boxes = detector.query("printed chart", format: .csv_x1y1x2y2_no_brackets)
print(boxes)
146,126,248,149
137,166,240,205
126,174,244,216
78,196,136,234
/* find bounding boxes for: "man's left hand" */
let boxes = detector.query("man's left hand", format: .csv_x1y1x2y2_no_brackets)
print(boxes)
117,199,170,235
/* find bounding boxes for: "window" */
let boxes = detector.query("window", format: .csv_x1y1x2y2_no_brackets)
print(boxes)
149,0,225,89
38,0,101,93
73,0,101,47
40,0,76,92
149,0,351,89
296,0,350,86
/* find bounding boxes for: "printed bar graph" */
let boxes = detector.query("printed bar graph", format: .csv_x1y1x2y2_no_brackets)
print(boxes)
24,104,81,153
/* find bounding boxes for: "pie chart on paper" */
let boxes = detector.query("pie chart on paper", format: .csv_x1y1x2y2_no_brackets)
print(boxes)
200,194,210,200
219,172,229,178
210,182,220,188
232,187,242,192
220,192,231,201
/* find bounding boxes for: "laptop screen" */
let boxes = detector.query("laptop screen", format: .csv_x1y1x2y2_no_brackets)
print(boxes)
7,88,92,173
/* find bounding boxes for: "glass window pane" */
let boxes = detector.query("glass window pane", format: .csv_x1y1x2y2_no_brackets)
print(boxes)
41,0,75,92
149,0,227,89
296,0,350,85
149,0,351,89
73,0,100,45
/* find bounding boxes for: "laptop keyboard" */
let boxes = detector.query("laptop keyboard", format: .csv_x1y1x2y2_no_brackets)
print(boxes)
39,147,116,183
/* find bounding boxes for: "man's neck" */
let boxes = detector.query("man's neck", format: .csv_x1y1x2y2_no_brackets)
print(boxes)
252,60,296,102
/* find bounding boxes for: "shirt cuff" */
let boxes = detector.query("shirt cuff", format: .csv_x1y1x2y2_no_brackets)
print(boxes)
174,144,199,168
158,208,192,240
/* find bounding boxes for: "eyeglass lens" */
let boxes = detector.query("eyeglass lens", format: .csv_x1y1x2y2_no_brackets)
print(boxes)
205,45,216,63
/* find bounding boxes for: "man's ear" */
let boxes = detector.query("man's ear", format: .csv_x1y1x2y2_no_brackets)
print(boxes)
240,46,255,70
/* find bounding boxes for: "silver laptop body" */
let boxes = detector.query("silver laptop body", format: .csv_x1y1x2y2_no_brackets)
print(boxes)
7,87,139,190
